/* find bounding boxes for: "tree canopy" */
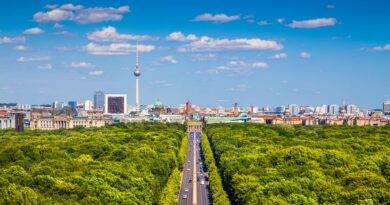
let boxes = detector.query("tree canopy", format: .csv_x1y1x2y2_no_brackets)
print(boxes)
0,123,186,204
205,124,390,205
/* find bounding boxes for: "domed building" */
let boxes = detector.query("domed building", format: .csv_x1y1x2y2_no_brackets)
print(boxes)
151,98,167,114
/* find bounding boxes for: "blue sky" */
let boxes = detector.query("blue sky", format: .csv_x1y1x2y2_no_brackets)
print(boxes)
0,0,389,108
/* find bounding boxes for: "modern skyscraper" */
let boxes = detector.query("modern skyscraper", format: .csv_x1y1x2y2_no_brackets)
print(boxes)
68,101,77,110
383,101,390,115
133,44,141,113
94,91,105,110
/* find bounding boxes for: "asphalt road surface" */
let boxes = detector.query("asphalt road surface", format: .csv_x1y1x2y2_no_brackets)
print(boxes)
179,132,210,205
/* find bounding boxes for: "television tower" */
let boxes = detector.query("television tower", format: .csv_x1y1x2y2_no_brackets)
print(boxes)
134,43,141,113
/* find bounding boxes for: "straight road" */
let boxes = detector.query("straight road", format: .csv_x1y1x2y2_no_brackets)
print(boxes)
179,131,210,205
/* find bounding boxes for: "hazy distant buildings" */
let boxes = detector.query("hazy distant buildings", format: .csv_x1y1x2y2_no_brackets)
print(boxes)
328,104,340,115
275,106,285,114
94,91,105,110
84,100,93,111
384,101,390,115
346,104,359,115
52,101,65,109
104,94,127,115
68,101,77,110
16,104,31,110
288,104,300,116
315,105,328,115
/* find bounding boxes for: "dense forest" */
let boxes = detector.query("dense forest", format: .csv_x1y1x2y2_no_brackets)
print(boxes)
0,123,186,204
205,124,390,204
201,133,230,205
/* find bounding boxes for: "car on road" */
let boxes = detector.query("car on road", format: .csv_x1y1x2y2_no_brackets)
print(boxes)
200,180,205,185
182,194,187,199
186,168,190,171
184,188,189,192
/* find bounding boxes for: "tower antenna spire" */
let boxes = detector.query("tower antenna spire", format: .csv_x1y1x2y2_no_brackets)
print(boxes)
136,41,139,67
134,41,141,113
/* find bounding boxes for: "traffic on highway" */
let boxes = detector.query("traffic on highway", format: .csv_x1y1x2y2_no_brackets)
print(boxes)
179,129,210,205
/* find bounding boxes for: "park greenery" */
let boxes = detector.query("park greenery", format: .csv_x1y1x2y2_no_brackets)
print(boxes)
201,134,231,205
0,123,186,204
159,134,188,205
205,124,390,205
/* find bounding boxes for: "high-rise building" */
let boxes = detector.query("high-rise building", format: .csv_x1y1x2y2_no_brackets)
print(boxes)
84,100,93,111
328,104,340,115
104,94,127,115
383,101,390,115
288,104,300,116
94,91,105,110
346,104,359,115
133,45,141,113
68,101,77,110
52,101,65,109
275,106,285,114
315,105,328,115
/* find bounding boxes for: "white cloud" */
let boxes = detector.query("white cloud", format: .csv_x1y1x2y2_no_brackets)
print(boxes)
89,70,104,76
205,60,268,74
168,32,283,52
84,42,155,55
23,27,44,35
59,4,83,11
53,23,64,29
34,4,130,24
252,62,268,69
269,53,288,60
14,45,27,51
17,56,51,62
181,37,283,52
276,18,285,24
34,8,74,22
166,32,198,41
193,13,240,23
38,64,52,70
258,20,270,26
300,52,311,58
159,55,178,64
0,36,25,44
289,18,337,28
55,31,75,37
87,26,151,42
372,44,390,51
243,15,255,23
70,61,93,68
74,5,130,24
226,84,248,92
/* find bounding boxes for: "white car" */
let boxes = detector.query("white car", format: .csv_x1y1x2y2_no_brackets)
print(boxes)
186,168,190,171
184,188,189,192
182,194,188,199
200,180,205,185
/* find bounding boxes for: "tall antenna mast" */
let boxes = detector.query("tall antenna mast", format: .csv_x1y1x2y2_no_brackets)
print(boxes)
133,41,141,113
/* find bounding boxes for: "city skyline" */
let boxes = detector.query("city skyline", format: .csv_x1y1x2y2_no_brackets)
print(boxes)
1,0,389,108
